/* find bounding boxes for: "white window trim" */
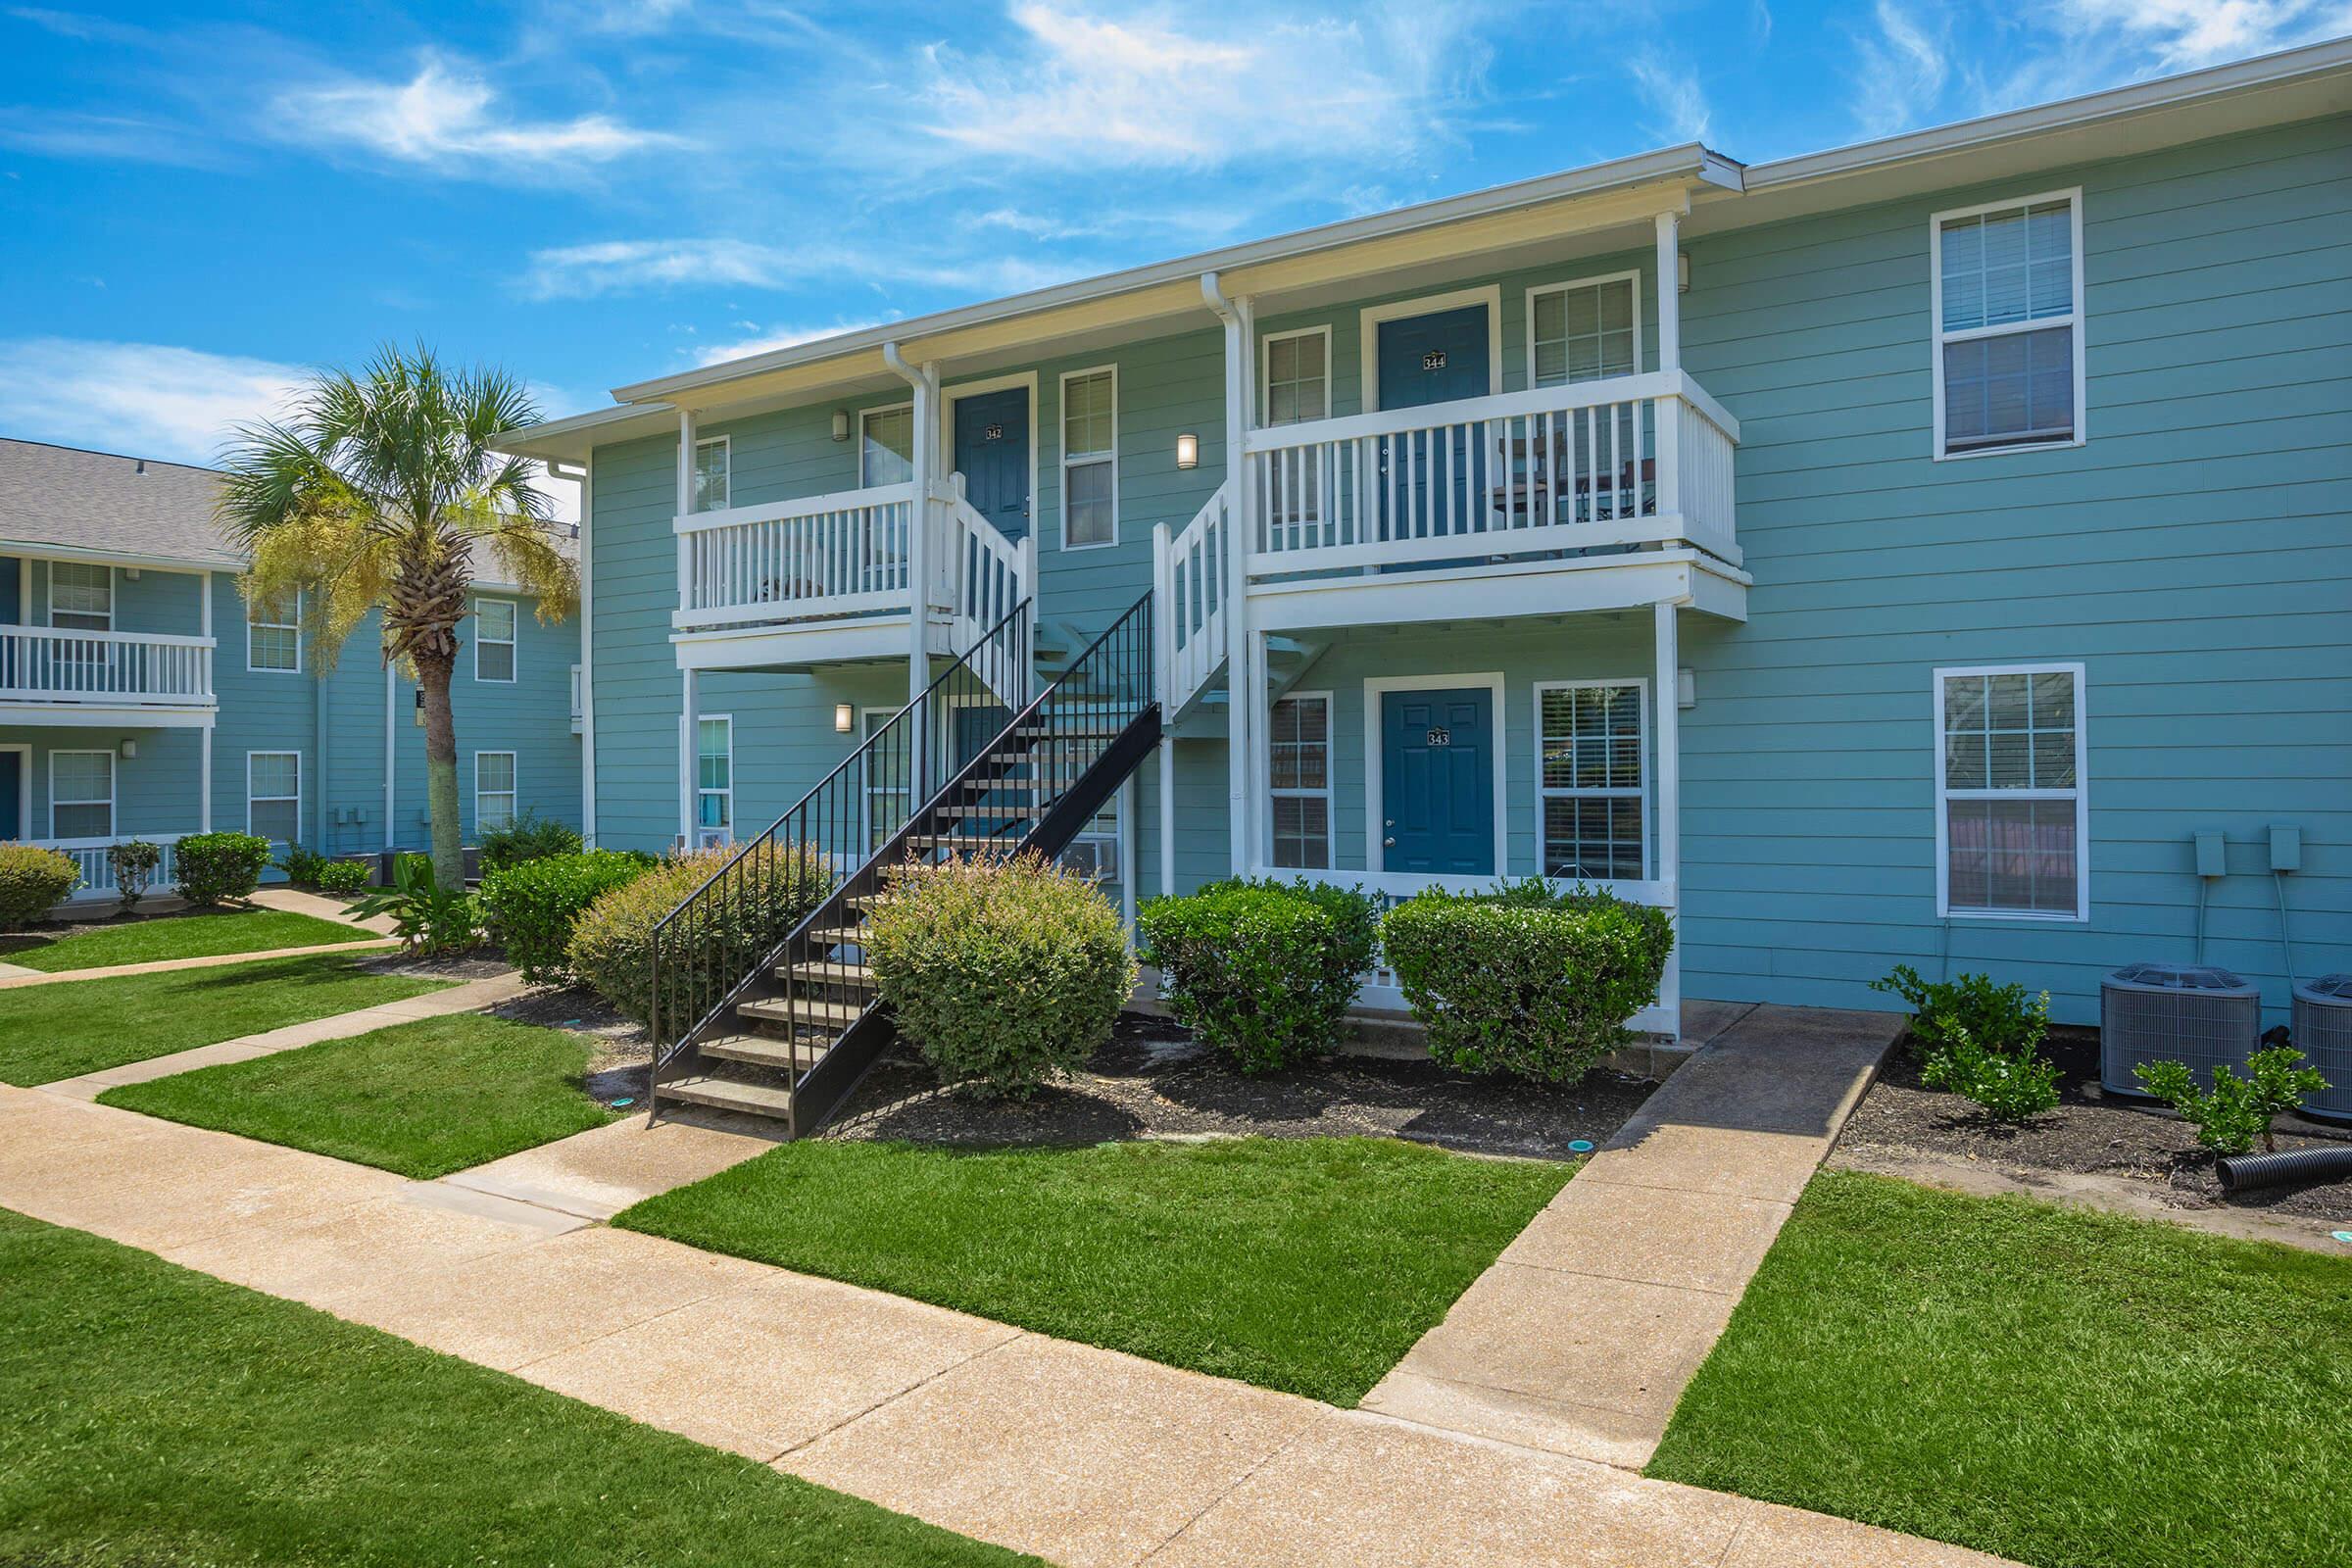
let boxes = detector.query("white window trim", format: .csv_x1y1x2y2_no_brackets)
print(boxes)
1930,187,2087,462
1933,661,2089,922
1533,678,1651,882
246,750,301,844
1057,364,1119,551
859,704,908,849
858,400,913,489
247,592,302,674
1258,324,1333,425
1360,671,1509,878
0,743,29,839
474,750,517,835
48,749,114,839
47,561,111,630
693,433,732,512
1356,284,1504,414
1268,689,1334,870
1524,269,1645,388
695,713,733,849
473,597,517,684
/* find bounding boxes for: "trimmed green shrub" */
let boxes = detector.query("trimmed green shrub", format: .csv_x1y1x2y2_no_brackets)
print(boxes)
353,854,482,956
866,853,1136,1097
1871,964,2047,1056
2136,1047,2329,1155
1137,877,1377,1072
173,831,272,907
1923,1021,2061,1122
313,858,371,896
1380,880,1674,1082
275,844,332,889
106,840,165,914
567,843,831,1028
479,850,658,984
0,844,80,930
477,813,584,876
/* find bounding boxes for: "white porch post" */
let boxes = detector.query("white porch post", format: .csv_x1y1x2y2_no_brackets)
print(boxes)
198,570,214,833
1151,519,1178,901
1117,772,1138,933
578,455,597,848
906,363,939,710
1653,599,1684,1040
1653,210,1683,372
1205,276,1256,875
383,664,396,855
679,670,699,850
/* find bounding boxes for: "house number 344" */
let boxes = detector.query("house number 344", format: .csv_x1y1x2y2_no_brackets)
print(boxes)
1421,350,1447,371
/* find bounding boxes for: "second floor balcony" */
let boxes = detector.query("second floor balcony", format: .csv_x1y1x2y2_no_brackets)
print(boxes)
0,625,217,725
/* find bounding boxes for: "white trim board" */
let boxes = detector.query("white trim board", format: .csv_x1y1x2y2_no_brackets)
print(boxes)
1356,284,1505,414
1361,671,1509,879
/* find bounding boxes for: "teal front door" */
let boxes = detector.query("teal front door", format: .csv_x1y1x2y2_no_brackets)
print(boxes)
1375,305,1492,545
953,388,1030,544
1381,687,1494,876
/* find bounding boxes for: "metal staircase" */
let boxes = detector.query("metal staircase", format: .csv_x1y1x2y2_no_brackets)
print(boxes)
647,593,1159,1136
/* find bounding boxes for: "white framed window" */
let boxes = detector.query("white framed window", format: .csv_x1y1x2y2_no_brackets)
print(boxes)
474,751,516,834
248,594,300,673
474,598,516,683
1269,692,1332,870
1528,271,1642,387
48,562,111,631
247,751,301,846
1260,326,1331,426
1935,663,2088,920
1059,366,1117,549
859,403,914,488
49,749,113,838
692,434,731,512
696,714,732,848
1932,189,2084,459
1536,681,1647,881
861,707,909,850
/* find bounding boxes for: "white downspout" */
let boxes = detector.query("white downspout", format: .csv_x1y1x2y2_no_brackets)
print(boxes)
1201,271,1254,875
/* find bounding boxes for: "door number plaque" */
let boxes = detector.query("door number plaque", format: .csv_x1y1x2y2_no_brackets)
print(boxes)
1425,726,1451,747
1421,350,1447,371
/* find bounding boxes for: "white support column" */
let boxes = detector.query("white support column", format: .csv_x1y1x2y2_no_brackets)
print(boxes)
199,726,213,834
578,456,597,848
906,363,939,708
1207,280,1256,874
1157,736,1175,901
1117,772,1138,934
1152,518,1178,901
383,664,397,855
1653,210,1683,373
679,668,700,850
674,408,697,655
1653,599,1684,1041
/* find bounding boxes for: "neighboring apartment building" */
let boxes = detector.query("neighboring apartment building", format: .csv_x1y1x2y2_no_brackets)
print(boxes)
505,41,2350,1037
0,439,584,899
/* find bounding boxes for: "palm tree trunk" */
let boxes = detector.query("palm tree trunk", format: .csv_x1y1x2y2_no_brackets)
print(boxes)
416,650,464,891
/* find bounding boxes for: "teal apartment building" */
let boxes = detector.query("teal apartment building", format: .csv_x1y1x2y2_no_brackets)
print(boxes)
506,41,2351,1046
0,438,583,901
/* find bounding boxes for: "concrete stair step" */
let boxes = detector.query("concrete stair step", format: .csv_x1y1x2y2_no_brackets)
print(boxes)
738,995,867,1028
701,1033,829,1071
662,1074,796,1119
775,958,874,988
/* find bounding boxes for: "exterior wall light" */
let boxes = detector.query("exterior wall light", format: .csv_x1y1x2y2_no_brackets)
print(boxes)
1677,252,1690,293
834,703,855,732
1175,432,1200,470
831,410,851,442
119,739,137,760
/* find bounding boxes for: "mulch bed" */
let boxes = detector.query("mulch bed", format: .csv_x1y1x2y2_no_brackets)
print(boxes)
819,1011,1654,1161
1837,1029,2352,1223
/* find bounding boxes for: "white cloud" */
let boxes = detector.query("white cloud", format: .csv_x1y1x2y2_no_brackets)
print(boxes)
521,237,1078,301
906,2,1481,171
693,320,889,367
1629,52,1712,142
2051,0,2352,70
270,58,682,172
1852,0,1952,135
0,339,306,467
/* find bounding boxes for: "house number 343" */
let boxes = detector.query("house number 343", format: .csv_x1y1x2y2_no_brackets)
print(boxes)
1425,726,1451,747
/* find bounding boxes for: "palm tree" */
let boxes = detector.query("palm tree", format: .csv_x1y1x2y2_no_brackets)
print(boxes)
216,344,577,889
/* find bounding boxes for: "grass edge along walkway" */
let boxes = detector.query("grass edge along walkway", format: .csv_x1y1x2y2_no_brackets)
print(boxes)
1646,1168,2352,1568
0,1206,1038,1568
616,1134,1574,1407
4,907,378,974
0,952,452,1087
99,1012,625,1180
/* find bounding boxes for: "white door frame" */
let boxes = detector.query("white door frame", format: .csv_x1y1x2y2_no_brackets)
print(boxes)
938,369,1041,539
1361,670,1508,879
1357,284,1505,414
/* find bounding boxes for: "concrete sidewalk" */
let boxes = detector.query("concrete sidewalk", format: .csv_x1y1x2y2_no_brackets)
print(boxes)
1362,1003,1905,1469
0,1047,2005,1568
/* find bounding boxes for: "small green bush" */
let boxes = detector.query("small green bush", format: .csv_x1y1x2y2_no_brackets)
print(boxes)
275,844,332,888
479,850,658,984
173,831,271,907
313,859,371,896
477,813,584,876
0,844,80,929
866,853,1136,1097
1380,880,1674,1082
567,842,831,1028
1922,1021,2062,1122
1137,877,1376,1072
106,840,165,914
1872,964,2047,1056
353,854,481,956
2136,1047,2329,1155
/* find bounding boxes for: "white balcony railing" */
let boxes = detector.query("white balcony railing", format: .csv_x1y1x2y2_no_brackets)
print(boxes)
0,627,215,708
673,482,917,632
1153,484,1233,713
38,834,186,904
1241,369,1740,579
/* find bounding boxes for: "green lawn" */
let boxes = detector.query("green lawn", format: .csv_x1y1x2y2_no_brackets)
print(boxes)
617,1136,1572,1405
0,953,452,1087
1647,1170,2352,1568
5,906,375,973
100,1013,623,1179
0,1207,1033,1568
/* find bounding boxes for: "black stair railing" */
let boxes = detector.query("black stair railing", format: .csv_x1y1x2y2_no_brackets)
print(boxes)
646,601,1033,1100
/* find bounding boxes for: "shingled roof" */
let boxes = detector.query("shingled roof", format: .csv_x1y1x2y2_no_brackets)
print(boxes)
0,438,241,567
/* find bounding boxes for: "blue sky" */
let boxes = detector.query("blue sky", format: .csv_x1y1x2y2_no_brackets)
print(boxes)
2,0,2345,489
